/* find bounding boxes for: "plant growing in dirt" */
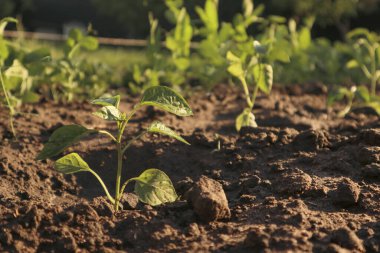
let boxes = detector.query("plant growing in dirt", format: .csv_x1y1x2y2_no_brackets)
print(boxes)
226,45,273,131
328,28,380,116
37,86,193,211
0,17,50,137
46,28,99,101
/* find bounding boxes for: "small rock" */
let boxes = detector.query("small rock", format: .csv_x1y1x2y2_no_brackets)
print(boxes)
121,193,139,210
329,228,364,251
273,169,312,195
185,176,231,222
330,179,360,207
241,175,261,188
361,163,380,178
357,146,380,165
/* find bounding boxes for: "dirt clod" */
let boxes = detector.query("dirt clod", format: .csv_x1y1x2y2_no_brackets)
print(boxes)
185,176,231,222
356,146,380,165
293,129,330,151
121,193,139,210
330,179,361,207
273,169,312,195
329,228,364,252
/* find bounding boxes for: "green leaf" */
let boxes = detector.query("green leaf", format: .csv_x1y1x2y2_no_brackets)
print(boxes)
253,64,273,95
226,51,241,63
147,121,189,145
327,87,350,107
54,153,91,174
93,106,123,121
356,85,370,102
134,169,178,206
23,48,51,65
37,125,95,160
298,27,311,49
227,63,244,78
91,95,121,108
366,101,380,115
21,91,40,103
0,17,17,37
346,59,360,69
80,36,99,51
139,86,193,116
236,108,257,131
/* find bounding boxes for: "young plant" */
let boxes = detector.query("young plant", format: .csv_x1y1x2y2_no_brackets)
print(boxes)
36,86,193,211
226,44,273,131
328,28,380,117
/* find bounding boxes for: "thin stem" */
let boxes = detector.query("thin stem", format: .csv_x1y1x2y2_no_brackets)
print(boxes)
0,70,16,137
369,47,377,96
98,130,117,142
240,77,253,108
251,84,260,109
119,177,138,199
87,169,116,205
114,142,123,211
122,131,147,155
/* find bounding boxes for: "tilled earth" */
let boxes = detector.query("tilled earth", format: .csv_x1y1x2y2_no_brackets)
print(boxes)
0,84,380,252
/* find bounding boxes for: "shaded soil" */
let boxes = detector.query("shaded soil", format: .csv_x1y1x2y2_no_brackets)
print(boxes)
1,84,380,252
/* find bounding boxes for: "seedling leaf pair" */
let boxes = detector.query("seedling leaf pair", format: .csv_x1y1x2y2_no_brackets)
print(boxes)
37,86,192,210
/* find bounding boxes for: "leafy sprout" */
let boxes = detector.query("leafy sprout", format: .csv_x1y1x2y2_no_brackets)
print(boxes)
37,86,192,211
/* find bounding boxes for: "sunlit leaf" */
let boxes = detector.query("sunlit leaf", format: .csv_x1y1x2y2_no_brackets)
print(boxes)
91,95,121,108
236,108,257,131
93,105,123,121
139,86,193,116
253,64,273,95
54,153,90,174
147,121,189,145
133,169,178,206
37,125,95,160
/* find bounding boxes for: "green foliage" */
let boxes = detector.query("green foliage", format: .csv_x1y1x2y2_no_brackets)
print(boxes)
37,86,193,211
328,28,380,116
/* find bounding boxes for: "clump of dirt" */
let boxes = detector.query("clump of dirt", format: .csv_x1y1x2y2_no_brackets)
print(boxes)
0,84,380,252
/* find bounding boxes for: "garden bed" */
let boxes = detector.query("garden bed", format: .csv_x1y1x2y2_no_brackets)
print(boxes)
0,84,380,252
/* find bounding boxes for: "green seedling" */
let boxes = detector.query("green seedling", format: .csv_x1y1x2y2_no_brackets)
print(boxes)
37,86,193,211
226,45,273,131
328,28,380,116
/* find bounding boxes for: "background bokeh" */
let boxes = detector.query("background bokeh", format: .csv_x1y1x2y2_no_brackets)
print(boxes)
0,0,379,39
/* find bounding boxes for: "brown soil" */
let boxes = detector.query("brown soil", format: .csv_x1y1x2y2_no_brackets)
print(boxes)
1,84,380,252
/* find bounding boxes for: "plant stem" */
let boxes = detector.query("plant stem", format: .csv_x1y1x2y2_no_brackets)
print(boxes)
240,77,253,108
251,84,260,110
114,142,123,211
88,169,116,205
0,70,16,137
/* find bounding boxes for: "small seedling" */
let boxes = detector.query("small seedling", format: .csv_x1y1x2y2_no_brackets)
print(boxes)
37,86,193,211
328,28,380,116
226,43,273,131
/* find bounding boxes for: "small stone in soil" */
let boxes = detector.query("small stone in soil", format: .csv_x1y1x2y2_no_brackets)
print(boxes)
185,176,231,222
330,179,360,207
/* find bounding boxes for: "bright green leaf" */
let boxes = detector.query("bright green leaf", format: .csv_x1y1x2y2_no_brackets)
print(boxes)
0,17,17,37
93,105,123,121
139,86,193,116
236,108,257,131
133,168,178,206
226,51,241,63
147,121,189,145
80,36,99,51
54,153,90,174
227,63,244,78
37,125,95,160
91,95,121,108
253,64,273,95
346,59,360,69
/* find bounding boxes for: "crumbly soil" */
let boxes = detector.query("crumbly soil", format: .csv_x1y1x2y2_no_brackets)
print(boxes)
1,84,380,253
